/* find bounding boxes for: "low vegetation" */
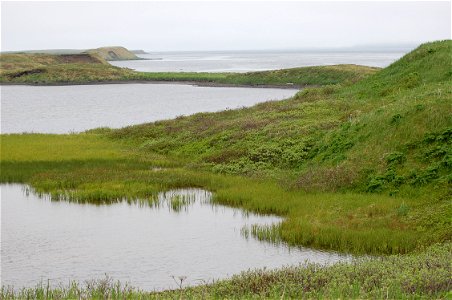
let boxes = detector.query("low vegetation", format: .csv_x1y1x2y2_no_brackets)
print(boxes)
1,40,451,298
130,64,378,87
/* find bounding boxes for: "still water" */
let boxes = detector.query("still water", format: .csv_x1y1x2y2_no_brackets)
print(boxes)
110,50,409,72
1,84,298,134
1,185,350,290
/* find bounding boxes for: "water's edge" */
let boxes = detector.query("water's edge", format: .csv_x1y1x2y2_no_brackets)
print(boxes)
0,80,304,89
1,184,351,291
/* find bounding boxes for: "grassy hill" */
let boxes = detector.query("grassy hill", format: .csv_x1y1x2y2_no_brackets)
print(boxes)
112,40,451,193
1,46,142,60
0,52,137,83
105,40,451,251
86,46,141,61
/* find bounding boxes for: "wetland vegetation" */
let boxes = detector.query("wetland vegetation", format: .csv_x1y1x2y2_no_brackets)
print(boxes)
1,40,451,298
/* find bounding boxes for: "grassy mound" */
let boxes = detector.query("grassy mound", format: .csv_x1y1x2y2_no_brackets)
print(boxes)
106,40,451,252
0,53,136,83
111,41,451,194
86,46,140,61
134,64,378,87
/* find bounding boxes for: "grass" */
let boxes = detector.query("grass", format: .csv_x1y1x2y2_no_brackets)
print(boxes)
0,132,447,254
128,64,378,87
0,40,451,297
1,243,450,299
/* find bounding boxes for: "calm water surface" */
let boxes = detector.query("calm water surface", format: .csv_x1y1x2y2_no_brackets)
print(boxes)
110,50,409,72
1,84,297,134
1,184,351,290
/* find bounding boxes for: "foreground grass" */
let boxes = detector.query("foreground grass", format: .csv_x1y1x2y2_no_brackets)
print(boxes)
2,243,450,299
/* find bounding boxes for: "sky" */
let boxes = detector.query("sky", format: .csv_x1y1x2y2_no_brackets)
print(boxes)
1,1,451,51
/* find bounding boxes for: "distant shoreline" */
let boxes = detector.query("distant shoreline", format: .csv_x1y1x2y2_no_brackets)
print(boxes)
0,80,304,89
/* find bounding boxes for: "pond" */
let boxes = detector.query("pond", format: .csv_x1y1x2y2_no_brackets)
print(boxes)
1,184,351,290
0,84,298,134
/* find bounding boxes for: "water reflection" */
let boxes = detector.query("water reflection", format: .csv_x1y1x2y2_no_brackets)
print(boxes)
1,184,351,291
1,84,298,134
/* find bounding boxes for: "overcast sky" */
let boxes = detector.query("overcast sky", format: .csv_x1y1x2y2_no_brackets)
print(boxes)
1,1,451,51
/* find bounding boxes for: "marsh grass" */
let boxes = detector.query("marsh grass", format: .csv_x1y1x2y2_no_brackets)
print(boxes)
159,191,200,212
0,134,439,254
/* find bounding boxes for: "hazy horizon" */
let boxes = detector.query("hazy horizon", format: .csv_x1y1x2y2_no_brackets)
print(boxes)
1,1,450,52
0,42,420,54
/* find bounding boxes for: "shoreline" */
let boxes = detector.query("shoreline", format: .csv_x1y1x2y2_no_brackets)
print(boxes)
0,80,304,89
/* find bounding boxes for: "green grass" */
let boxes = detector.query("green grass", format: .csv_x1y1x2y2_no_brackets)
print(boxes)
0,133,447,254
128,64,378,87
2,243,450,299
0,134,128,161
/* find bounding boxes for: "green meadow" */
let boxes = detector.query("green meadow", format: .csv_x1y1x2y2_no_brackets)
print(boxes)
0,40,451,298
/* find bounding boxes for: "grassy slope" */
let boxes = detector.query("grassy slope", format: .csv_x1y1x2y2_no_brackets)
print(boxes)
0,40,451,298
0,51,377,86
0,53,137,83
86,46,140,61
132,64,378,87
108,40,451,250
111,41,451,191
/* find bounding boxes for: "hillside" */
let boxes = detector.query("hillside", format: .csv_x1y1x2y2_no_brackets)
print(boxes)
0,53,136,83
106,40,451,250
86,46,141,61
111,40,451,193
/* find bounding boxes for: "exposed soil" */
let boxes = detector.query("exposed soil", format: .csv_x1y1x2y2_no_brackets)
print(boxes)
7,68,46,79
56,54,103,64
